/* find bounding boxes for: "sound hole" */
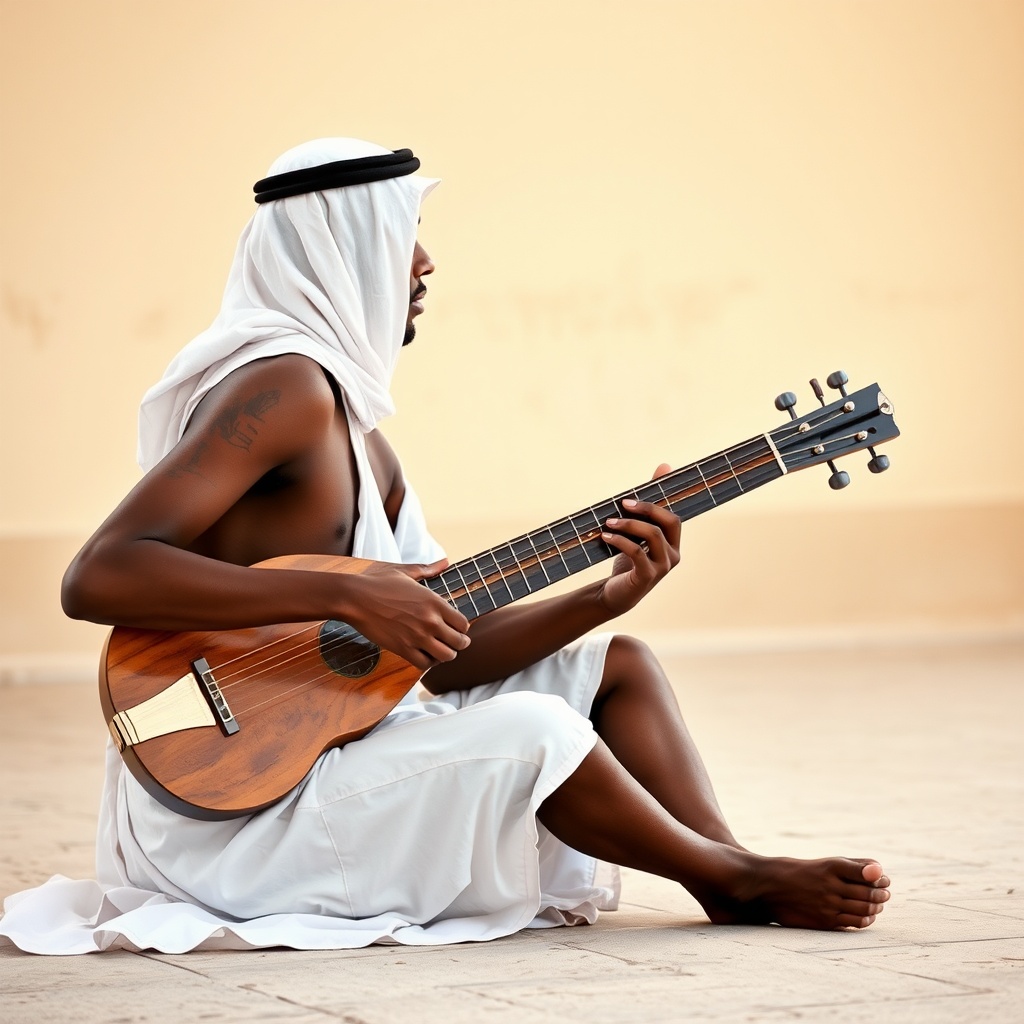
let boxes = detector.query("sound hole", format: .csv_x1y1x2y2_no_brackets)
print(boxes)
318,620,381,678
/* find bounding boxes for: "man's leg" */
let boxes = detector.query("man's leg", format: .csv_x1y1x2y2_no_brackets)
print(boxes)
537,736,890,930
589,635,741,846
547,634,891,929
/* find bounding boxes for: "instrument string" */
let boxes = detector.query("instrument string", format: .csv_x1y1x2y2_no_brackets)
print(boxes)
212,435,789,695
205,444,784,714
213,623,322,684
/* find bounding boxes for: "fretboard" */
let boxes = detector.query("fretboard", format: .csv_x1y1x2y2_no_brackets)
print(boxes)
423,433,785,620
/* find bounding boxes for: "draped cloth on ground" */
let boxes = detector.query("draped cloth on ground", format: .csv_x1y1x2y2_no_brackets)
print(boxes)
0,138,619,954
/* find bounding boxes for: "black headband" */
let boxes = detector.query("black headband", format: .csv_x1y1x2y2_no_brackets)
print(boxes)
253,148,420,204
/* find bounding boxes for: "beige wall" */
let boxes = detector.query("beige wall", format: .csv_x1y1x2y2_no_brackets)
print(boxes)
1,0,1022,676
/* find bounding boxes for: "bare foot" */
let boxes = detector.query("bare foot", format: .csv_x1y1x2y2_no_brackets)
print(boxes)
693,854,891,930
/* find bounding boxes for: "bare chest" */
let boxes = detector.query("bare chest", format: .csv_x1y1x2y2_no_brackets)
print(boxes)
192,411,375,566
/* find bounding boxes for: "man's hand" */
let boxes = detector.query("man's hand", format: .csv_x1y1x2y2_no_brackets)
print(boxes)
341,559,471,670
598,465,681,617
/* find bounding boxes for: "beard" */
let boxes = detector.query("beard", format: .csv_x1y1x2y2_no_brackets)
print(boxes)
403,285,426,346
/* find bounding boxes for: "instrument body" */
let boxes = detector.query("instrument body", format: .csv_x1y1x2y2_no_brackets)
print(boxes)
101,556,420,820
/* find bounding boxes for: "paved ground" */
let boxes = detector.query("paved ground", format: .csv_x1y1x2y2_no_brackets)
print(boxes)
2,639,1022,1023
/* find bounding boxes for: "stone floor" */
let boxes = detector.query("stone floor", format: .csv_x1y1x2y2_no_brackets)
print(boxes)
1,638,1022,1023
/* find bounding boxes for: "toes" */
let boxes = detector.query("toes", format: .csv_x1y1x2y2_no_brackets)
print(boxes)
836,913,876,929
839,898,884,918
859,861,885,884
845,884,889,904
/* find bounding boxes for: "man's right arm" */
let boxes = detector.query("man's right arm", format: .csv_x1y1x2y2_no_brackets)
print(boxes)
61,355,469,670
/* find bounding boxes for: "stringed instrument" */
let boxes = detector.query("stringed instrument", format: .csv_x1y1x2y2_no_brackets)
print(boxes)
101,371,899,820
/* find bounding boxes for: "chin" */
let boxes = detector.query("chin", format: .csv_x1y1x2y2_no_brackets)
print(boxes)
402,323,417,347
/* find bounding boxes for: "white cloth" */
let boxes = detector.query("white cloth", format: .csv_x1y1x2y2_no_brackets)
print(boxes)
0,438,618,953
0,138,620,954
137,137,438,472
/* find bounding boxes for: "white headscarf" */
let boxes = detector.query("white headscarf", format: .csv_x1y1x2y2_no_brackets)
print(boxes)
137,138,439,473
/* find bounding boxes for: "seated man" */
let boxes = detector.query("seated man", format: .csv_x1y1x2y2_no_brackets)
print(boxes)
0,138,889,953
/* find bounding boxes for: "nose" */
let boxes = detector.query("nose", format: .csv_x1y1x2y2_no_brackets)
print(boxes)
413,241,435,279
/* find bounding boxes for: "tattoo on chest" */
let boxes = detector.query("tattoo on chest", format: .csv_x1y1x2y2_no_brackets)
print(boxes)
214,390,281,452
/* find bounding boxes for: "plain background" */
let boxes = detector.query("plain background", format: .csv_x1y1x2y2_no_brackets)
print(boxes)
1,0,1021,677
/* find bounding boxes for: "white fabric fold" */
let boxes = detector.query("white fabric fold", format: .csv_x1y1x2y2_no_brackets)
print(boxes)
137,138,438,472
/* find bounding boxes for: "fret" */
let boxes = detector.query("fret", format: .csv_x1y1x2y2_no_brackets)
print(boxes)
566,512,597,564
548,516,590,556
545,526,573,581
476,547,517,604
729,437,775,475
694,461,717,505
592,499,621,525
448,562,481,616
723,451,745,492
428,572,458,605
696,454,744,504
468,555,497,614
739,461,782,493
498,542,534,600
523,533,553,584
655,466,706,520
562,541,597,577
585,505,606,536
509,534,544,590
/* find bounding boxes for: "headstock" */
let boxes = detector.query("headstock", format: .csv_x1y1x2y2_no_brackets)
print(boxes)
768,371,899,487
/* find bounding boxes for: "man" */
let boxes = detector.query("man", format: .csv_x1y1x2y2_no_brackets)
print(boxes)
0,139,889,953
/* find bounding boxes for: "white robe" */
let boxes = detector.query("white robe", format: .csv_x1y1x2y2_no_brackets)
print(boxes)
1,138,619,953
0,421,619,954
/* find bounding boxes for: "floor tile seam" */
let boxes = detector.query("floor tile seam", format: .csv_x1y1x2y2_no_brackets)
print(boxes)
449,981,999,1019
804,952,994,995
135,953,707,994
136,950,349,1018
609,899,683,915
914,898,1024,921
0,973,350,1016
542,926,723,949
759,988,1004,1014
796,932,1024,955
526,942,665,969
138,948,225,978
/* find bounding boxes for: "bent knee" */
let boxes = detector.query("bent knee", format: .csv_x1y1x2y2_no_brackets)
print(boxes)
604,634,658,678
595,634,670,708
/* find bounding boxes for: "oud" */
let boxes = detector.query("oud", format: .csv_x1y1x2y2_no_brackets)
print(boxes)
101,371,899,820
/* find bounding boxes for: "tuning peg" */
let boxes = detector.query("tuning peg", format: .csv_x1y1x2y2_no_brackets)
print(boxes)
774,391,798,420
826,370,850,397
809,378,827,407
827,459,851,490
867,446,890,473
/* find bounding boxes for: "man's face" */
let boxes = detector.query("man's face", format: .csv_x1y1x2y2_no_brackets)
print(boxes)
403,240,435,346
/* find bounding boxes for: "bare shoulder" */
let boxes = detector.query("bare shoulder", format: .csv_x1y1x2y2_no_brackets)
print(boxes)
183,353,337,464
365,429,407,529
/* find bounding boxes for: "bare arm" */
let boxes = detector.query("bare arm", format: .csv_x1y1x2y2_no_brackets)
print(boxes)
422,475,681,692
61,355,469,670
